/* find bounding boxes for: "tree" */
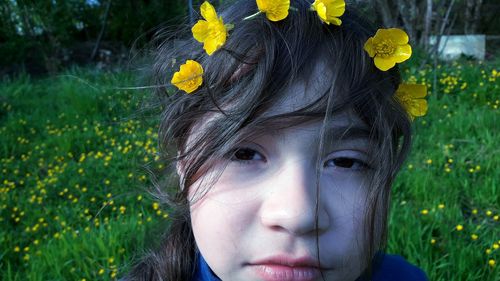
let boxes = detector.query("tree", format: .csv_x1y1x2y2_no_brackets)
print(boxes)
464,0,483,34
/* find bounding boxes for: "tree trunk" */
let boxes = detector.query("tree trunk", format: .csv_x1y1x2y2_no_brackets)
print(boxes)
91,0,112,61
421,0,433,49
397,0,418,43
470,0,483,34
464,0,473,33
375,0,395,27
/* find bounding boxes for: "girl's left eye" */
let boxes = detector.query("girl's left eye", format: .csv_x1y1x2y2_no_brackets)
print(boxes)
324,157,369,171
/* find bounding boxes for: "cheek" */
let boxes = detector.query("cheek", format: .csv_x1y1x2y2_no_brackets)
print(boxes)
322,176,370,247
189,174,262,274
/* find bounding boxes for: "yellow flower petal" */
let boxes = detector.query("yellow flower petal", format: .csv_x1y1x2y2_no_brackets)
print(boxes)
393,44,412,63
407,99,428,117
399,84,427,98
171,60,204,94
256,0,290,22
192,20,210,42
374,56,396,71
204,33,222,55
314,2,327,21
200,1,217,21
364,28,412,71
191,1,227,55
311,0,345,25
380,28,409,44
395,83,428,120
363,38,375,57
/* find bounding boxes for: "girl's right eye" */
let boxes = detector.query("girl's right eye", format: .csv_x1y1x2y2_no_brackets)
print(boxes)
230,147,265,163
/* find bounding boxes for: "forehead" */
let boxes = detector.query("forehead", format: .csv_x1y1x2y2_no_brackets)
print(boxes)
263,62,365,130
267,61,334,116
185,61,366,151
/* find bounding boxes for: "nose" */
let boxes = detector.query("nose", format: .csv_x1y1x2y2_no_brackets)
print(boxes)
259,160,330,235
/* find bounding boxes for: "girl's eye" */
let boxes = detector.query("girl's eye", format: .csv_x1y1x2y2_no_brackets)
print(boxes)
231,148,265,162
324,157,369,171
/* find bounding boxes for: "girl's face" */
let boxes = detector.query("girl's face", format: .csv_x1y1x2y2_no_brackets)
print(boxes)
188,75,374,281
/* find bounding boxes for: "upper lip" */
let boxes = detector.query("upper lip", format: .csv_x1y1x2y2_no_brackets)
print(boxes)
249,255,328,269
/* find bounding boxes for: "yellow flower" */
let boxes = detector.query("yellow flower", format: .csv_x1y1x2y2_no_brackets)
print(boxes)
364,28,412,71
256,0,290,22
152,202,160,210
395,84,428,120
311,0,345,25
192,1,227,55
455,224,463,231
171,60,204,94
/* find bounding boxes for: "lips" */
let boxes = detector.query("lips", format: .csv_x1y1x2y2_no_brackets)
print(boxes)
249,255,326,281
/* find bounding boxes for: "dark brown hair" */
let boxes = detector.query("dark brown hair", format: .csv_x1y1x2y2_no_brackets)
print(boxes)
124,1,411,280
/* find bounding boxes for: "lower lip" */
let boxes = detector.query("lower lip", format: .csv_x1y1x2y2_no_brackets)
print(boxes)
252,264,321,281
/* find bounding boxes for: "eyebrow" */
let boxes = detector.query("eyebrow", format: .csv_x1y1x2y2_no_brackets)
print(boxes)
323,125,371,142
258,123,371,145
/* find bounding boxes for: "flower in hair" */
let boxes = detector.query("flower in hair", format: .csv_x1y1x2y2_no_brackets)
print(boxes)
363,28,412,71
256,0,290,21
192,1,228,55
311,0,345,25
395,84,428,120
171,60,204,94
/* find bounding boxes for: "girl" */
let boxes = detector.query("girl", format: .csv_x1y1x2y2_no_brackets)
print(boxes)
125,0,428,280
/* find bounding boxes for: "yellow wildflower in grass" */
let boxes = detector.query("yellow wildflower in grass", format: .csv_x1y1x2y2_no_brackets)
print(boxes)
471,234,478,240
395,84,428,120
364,28,412,71
311,0,345,25
192,1,227,55
171,60,204,94
256,0,290,22
420,209,429,215
152,202,160,210
455,224,463,231
489,259,496,267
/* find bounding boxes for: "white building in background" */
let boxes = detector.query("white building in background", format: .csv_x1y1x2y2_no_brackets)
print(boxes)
430,35,486,61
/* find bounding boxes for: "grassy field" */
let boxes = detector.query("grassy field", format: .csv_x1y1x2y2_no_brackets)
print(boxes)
0,59,498,280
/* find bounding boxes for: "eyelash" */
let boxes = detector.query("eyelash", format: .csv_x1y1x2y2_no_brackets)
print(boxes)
230,147,370,171
324,157,370,171
230,147,265,164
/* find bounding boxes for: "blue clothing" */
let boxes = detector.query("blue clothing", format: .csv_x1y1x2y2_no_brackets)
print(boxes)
192,252,428,281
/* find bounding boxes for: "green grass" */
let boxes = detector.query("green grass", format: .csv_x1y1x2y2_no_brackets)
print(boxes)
0,60,499,280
